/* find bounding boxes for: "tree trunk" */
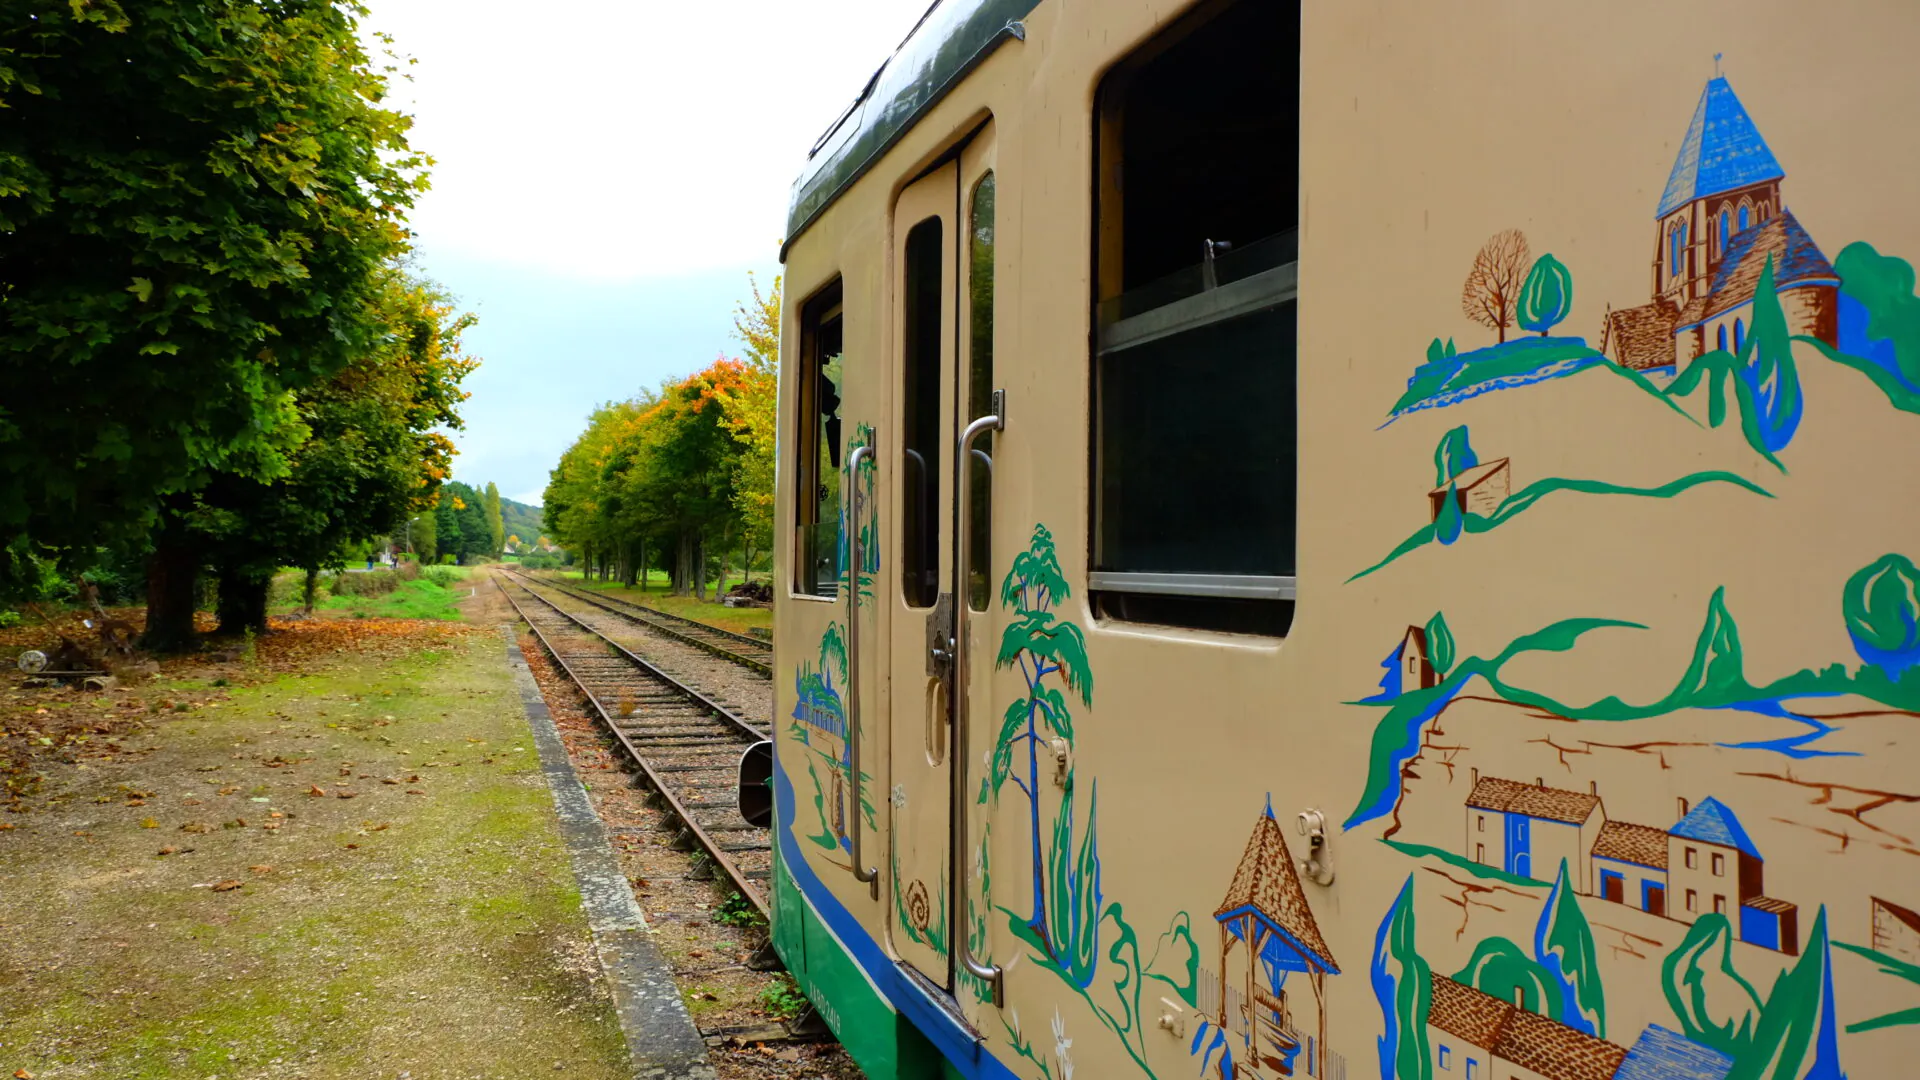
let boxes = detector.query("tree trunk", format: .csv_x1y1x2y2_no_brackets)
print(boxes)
141,511,200,652
215,565,271,635
695,532,707,602
303,567,320,615
637,537,647,593
674,532,692,597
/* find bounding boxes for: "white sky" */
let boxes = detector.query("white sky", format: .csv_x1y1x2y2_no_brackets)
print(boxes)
362,0,934,502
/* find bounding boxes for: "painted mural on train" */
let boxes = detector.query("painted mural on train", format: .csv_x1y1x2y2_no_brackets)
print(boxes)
1352,68,1920,1080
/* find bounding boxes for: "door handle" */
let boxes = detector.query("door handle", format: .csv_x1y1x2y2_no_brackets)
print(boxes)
845,443,879,898
951,390,1005,1006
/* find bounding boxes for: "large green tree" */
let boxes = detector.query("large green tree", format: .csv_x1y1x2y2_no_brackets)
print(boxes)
0,0,426,646
483,482,504,558
198,270,475,630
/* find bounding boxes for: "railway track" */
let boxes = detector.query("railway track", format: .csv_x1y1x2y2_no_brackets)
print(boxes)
498,578,772,916
508,570,772,677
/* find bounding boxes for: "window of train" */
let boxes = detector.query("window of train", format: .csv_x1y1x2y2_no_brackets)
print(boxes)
794,279,845,598
901,218,944,609
1090,0,1299,636
966,172,995,612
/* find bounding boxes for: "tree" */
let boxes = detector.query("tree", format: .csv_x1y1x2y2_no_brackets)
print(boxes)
713,274,779,556
1462,230,1531,344
196,269,475,628
1516,254,1574,336
484,482,505,558
0,1,426,647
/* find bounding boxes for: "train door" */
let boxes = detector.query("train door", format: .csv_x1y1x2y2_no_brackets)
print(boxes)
886,125,998,993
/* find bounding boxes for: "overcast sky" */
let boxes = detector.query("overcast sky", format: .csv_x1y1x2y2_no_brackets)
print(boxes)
363,0,933,505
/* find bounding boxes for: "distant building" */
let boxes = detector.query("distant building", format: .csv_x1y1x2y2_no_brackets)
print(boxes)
1603,76,1838,372
1465,773,1604,891
1430,459,1512,521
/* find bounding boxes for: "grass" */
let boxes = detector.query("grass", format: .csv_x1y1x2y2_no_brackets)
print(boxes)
0,630,631,1077
313,577,466,621
552,570,771,636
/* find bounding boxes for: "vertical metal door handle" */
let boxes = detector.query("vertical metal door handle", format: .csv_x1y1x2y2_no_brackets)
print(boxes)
845,443,879,897
951,391,1005,1006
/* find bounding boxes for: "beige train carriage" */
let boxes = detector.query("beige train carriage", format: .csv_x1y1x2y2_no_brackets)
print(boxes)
765,1,1920,1078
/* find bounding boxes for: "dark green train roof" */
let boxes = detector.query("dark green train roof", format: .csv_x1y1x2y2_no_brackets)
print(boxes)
782,0,1040,259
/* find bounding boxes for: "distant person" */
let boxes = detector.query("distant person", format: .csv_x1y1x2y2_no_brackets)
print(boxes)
366,553,376,570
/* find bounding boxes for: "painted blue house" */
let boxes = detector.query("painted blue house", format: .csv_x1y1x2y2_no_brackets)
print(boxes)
1668,797,1798,955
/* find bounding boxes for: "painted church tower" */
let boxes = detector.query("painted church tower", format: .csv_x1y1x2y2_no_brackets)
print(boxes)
1653,76,1786,304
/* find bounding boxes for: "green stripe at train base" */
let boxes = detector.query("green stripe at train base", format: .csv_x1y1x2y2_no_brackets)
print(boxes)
771,843,960,1080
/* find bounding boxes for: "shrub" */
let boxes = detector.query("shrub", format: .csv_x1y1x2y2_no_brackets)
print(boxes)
422,566,462,588
329,569,402,598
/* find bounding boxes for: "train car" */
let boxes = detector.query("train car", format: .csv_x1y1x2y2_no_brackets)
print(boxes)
764,1,1920,1078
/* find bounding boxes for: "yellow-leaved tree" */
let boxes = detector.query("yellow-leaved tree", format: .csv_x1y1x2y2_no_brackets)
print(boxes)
713,274,779,571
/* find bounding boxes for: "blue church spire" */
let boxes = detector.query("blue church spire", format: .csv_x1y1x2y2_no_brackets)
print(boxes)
1655,74,1785,218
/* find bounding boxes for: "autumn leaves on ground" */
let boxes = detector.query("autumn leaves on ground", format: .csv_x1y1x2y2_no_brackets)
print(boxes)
0,578,630,1079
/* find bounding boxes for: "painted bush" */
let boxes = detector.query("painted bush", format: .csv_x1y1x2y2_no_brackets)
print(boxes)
1843,553,1920,678
1516,253,1574,336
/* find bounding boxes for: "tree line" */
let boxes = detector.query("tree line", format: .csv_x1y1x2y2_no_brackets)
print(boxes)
0,1,477,648
542,277,777,599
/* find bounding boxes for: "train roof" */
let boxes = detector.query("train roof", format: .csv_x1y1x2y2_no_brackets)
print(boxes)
782,0,1040,260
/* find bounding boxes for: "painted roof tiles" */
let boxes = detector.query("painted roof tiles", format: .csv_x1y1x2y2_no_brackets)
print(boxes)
1657,77,1785,218
1671,796,1762,858
1427,974,1512,1050
1693,208,1836,326
1500,1007,1630,1080
1213,808,1338,972
1467,776,1601,825
1427,977,1629,1080
1744,895,1797,915
1615,1024,1735,1080
1592,821,1671,870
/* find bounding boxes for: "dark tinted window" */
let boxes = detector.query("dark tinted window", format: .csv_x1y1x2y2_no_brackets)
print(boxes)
901,218,943,609
794,280,844,597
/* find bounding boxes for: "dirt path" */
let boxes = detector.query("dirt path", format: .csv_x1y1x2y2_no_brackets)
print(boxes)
0,621,630,1079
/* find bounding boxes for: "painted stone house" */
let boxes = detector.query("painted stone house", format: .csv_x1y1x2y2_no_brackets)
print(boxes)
1602,75,1839,372
1464,773,1604,891
1428,458,1511,521
1426,974,1626,1080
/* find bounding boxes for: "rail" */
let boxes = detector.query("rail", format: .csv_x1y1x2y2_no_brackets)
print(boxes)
509,569,773,677
498,577,771,917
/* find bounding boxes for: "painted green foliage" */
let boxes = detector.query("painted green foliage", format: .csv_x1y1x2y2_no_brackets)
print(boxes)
1664,914,1764,1056
1659,908,1849,1079
1667,254,1804,466
892,851,949,959
1454,937,1557,1016
789,622,873,850
1371,877,1433,1080
1799,241,1920,413
838,422,879,603
1350,424,1769,581
1348,563,1920,831
1425,613,1456,679
1517,254,1574,335
990,523,1197,1078
1841,553,1920,678
1832,940,1920,1033
1536,860,1606,1038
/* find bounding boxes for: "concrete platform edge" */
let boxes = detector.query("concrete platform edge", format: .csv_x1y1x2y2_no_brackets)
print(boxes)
503,626,717,1080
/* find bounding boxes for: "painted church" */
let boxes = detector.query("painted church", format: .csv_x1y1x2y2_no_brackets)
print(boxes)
1603,74,1840,371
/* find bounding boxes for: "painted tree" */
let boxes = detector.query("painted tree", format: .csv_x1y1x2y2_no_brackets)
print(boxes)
1516,254,1575,336
0,0,425,646
1662,913,1763,1057
1667,255,1803,465
988,525,1093,956
1843,553,1920,679
1371,877,1433,1080
1462,230,1531,344
1535,859,1606,1038
1730,908,1846,1080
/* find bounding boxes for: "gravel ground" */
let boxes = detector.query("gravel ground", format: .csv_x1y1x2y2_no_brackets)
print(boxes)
517,631,864,1080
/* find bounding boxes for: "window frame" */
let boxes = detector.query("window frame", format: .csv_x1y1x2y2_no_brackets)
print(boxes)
791,277,848,601
1086,0,1300,628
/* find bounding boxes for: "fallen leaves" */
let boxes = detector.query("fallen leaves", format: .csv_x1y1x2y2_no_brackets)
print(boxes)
210,879,242,892
248,864,272,874
139,817,157,829
157,846,178,856
179,821,210,834
308,784,326,797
